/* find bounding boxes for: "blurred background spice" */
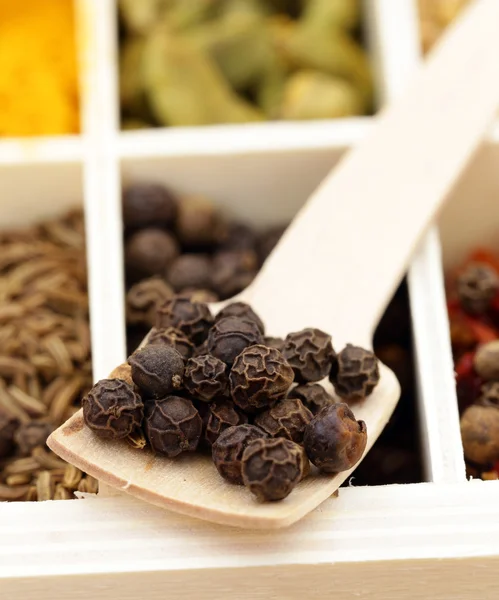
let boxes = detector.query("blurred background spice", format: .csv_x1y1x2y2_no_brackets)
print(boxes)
0,210,95,501
118,0,374,129
418,0,469,53
0,0,80,137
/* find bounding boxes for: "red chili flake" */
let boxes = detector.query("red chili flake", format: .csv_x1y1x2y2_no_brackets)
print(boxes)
455,352,475,380
468,249,499,273
464,317,498,344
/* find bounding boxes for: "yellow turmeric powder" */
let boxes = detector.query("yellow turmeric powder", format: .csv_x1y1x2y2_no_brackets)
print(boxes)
0,0,80,136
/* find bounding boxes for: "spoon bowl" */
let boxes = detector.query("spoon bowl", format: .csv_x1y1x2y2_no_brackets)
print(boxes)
48,0,499,528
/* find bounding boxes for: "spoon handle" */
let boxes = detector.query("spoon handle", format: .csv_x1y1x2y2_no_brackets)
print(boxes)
248,0,499,345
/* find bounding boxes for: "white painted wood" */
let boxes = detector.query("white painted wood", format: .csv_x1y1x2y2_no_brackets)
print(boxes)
372,0,466,483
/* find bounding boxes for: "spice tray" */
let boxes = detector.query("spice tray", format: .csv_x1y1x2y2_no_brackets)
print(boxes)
2,0,499,598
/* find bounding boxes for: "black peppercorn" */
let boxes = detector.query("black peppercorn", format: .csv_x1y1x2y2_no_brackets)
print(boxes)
330,344,380,401
264,336,285,353
210,250,257,299
303,403,367,473
184,354,228,402
123,183,177,229
207,316,263,366
283,328,335,383
230,344,294,413
289,383,335,415
145,396,202,457
0,411,19,459
176,195,224,247
167,254,213,292
204,399,248,446
82,379,144,440
125,228,179,283
473,341,499,381
461,404,499,465
129,345,184,398
193,339,209,358
126,277,174,326
212,424,268,485
156,297,214,345
220,222,257,252
457,263,499,315
215,302,265,334
242,437,307,501
254,398,313,443
14,421,54,456
146,326,194,360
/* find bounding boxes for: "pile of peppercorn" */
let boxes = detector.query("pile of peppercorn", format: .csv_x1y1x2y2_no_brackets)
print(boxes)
82,296,380,502
448,249,499,479
123,182,284,354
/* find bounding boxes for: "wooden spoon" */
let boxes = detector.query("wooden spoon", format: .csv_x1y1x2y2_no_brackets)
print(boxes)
49,0,499,529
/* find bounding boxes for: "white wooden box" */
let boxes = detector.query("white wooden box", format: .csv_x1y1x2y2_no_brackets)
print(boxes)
1,1,499,598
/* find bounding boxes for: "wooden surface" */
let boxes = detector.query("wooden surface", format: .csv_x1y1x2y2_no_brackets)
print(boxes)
2,481,499,598
49,0,499,528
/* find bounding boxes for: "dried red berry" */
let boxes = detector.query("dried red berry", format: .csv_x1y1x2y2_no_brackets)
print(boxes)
145,396,202,457
289,383,335,415
215,302,265,334
230,345,294,413
146,326,194,360
283,328,335,383
461,403,499,465
330,344,380,401
204,399,248,446
242,437,307,501
212,424,268,485
458,263,499,315
126,277,174,326
207,316,263,366
129,345,184,398
303,403,367,473
156,297,214,345
184,354,228,402
254,398,312,443
82,379,144,440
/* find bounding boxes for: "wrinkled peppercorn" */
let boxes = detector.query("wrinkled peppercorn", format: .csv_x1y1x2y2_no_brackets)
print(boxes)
221,222,257,252
461,404,499,465
176,195,224,247
123,183,177,229
330,344,380,401
129,345,184,398
184,354,228,402
303,403,367,473
156,297,214,345
264,336,285,353
242,437,307,501
230,344,294,413
208,316,264,366
146,326,194,360
109,363,134,387
473,341,499,381
457,263,499,315
145,396,202,457
167,254,213,292
0,411,18,458
254,398,313,443
204,399,248,446
212,424,268,485
126,277,174,326
82,379,144,439
193,339,209,358
478,381,499,408
283,328,335,383
125,228,179,283
211,250,257,298
289,383,335,415
14,421,54,456
215,302,265,334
